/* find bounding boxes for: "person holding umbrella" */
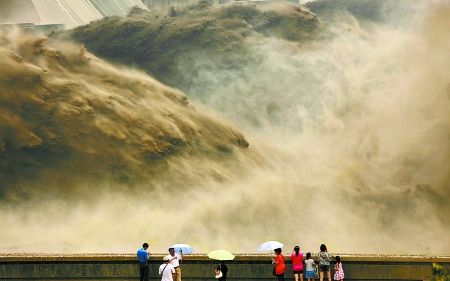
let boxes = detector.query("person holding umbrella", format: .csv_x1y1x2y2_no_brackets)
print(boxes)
215,260,228,281
164,247,183,281
271,248,286,281
207,249,235,281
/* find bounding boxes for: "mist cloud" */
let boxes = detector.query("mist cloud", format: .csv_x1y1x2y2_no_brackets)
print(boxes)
1,0,450,255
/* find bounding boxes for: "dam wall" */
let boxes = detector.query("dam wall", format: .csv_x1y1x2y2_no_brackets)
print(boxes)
0,0,147,29
0,23,65,34
0,254,449,281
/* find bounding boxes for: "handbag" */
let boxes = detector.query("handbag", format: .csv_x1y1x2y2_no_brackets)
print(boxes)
272,254,284,277
215,265,223,279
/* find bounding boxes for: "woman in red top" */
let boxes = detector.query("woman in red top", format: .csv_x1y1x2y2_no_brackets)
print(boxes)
272,248,286,281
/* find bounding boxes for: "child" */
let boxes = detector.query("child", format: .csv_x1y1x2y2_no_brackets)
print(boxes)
304,252,316,281
333,256,344,281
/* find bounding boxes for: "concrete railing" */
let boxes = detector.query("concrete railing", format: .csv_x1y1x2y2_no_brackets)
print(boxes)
0,253,449,281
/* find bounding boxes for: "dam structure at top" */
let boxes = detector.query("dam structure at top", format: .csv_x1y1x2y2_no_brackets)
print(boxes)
0,0,304,31
0,0,148,30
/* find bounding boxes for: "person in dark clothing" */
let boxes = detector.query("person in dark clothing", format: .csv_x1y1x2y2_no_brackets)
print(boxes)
215,260,229,281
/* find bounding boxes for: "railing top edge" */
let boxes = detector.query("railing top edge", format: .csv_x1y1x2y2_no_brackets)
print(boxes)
1,253,450,262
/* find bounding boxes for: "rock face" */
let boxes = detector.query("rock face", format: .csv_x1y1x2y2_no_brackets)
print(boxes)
0,30,249,198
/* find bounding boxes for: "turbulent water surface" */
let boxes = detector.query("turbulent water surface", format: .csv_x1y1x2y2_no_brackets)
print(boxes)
1,0,450,254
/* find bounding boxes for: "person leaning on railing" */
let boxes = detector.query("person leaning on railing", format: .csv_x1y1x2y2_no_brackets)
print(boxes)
318,244,331,281
137,243,151,281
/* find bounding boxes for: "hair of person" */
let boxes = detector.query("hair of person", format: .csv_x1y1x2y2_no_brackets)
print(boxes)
294,246,300,256
168,247,174,252
335,256,341,263
306,252,311,259
274,248,282,254
320,244,327,252
143,243,149,248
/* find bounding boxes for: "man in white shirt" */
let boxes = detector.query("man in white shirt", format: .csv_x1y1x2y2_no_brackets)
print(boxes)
164,247,183,281
159,257,175,281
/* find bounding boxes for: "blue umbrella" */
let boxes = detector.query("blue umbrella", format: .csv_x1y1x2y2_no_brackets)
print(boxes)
170,243,194,254
257,241,284,251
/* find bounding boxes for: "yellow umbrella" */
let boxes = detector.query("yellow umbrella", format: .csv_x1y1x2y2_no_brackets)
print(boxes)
207,249,235,260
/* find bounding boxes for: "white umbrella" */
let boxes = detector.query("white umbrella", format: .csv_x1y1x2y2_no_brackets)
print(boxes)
170,243,194,254
257,241,284,251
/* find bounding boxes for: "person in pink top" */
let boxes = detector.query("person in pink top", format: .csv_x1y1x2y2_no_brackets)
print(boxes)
291,246,304,281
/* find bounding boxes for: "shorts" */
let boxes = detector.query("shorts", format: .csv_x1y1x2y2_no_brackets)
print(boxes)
319,264,330,272
293,270,304,274
305,270,316,279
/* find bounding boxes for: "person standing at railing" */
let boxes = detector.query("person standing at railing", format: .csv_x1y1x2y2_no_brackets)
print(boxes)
291,246,304,281
318,244,331,281
272,248,286,281
137,243,151,281
333,256,344,281
165,247,183,281
304,252,316,281
215,260,228,281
